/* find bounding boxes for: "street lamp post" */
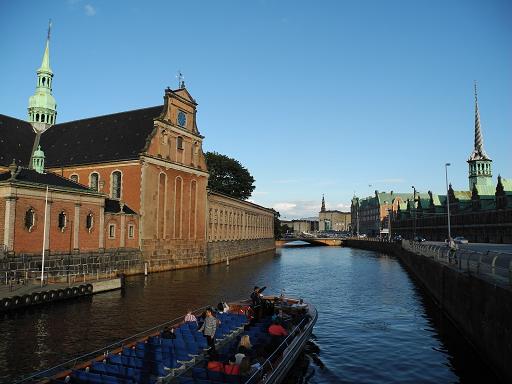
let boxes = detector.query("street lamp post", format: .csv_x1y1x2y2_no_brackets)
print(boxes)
387,208,392,241
411,185,417,240
445,163,452,244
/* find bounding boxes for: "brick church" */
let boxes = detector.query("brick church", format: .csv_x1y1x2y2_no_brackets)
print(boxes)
0,28,275,266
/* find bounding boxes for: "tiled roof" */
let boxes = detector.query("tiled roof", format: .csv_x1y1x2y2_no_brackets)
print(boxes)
41,105,163,167
0,114,36,167
0,167,92,191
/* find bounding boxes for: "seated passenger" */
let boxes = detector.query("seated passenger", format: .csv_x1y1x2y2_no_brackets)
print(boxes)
224,357,240,375
234,351,246,365
238,335,253,353
239,356,257,377
291,298,307,309
184,309,198,325
161,326,176,339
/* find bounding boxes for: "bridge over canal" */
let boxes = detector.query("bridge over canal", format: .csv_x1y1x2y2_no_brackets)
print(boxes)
275,238,343,247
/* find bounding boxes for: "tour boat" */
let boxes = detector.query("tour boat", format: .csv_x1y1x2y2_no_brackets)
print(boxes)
22,294,317,384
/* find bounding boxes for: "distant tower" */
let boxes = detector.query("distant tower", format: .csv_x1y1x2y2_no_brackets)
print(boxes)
321,195,326,212
32,145,45,174
467,82,492,190
28,20,57,134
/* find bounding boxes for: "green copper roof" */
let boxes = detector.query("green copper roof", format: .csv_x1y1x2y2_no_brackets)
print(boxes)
38,40,52,75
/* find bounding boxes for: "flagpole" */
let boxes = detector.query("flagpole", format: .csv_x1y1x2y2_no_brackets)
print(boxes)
41,185,49,287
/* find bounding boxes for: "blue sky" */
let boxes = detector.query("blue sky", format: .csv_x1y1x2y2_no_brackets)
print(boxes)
1,0,511,219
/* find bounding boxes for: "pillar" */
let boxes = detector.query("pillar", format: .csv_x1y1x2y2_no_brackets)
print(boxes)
120,214,126,247
73,203,80,251
3,196,16,252
99,205,105,249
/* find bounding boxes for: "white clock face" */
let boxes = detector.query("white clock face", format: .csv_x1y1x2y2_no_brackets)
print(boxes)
177,111,186,127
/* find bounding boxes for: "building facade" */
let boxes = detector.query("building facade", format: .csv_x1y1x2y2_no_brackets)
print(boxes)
390,85,512,242
318,196,351,232
0,28,274,268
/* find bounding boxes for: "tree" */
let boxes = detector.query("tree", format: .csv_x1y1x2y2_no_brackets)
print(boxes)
205,151,255,200
272,209,285,239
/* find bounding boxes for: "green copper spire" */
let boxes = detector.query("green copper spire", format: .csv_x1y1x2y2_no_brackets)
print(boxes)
32,145,45,174
28,20,57,133
467,82,492,191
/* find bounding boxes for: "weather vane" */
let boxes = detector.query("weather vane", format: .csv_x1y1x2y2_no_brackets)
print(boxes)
177,71,185,88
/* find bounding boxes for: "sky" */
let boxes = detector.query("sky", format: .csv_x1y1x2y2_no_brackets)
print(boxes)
1,0,511,219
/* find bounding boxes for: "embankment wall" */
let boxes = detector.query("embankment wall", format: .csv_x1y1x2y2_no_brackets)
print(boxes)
207,238,275,265
344,239,512,383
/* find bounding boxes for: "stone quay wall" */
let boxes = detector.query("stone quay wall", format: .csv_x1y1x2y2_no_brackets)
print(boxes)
0,248,144,284
206,238,275,265
344,239,512,383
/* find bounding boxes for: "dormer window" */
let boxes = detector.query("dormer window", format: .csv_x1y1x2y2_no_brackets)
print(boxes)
70,174,79,183
177,136,184,150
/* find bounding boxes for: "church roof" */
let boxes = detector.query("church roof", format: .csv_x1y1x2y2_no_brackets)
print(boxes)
0,114,36,167
0,105,164,168
105,199,137,214
0,167,92,191
41,105,163,167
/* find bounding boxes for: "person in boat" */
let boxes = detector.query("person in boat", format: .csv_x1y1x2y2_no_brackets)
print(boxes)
224,357,240,375
291,298,307,309
199,307,220,354
161,325,176,339
216,301,230,313
184,309,198,325
251,286,266,306
237,335,254,358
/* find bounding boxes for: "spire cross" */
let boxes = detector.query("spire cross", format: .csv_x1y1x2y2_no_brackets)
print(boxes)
47,19,52,41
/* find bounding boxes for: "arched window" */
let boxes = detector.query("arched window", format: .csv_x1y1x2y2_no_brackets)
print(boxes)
177,136,184,150
58,211,67,231
25,208,35,232
111,171,122,199
90,172,99,191
70,174,79,183
86,213,94,232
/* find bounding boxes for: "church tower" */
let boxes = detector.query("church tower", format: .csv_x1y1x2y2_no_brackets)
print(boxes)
467,83,492,191
28,21,57,134
321,194,326,212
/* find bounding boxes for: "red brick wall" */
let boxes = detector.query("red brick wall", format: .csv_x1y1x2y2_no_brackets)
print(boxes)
53,163,142,213
79,203,102,251
13,196,46,254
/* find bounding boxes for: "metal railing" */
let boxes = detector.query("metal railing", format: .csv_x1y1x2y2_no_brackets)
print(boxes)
402,241,512,286
244,304,318,384
15,306,210,383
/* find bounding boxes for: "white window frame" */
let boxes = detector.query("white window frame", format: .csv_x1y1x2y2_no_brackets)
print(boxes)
108,224,116,239
128,224,135,239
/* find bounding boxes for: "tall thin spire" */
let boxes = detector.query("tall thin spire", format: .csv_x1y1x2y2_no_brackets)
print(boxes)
28,20,57,133
469,81,489,161
467,81,492,190
321,195,326,212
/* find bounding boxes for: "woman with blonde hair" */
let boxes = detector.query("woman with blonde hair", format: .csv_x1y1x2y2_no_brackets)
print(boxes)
238,335,252,350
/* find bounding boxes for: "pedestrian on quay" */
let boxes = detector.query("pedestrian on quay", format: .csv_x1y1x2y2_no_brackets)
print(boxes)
198,307,220,354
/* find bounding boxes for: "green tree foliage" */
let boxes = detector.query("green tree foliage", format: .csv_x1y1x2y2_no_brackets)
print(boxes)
205,152,255,200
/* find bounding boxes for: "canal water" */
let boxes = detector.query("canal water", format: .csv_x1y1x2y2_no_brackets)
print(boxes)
1,246,500,383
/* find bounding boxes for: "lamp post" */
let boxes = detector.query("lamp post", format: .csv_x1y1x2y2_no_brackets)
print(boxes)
387,208,392,241
445,163,452,244
411,185,417,240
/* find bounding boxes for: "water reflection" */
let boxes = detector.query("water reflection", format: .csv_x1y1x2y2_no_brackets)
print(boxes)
0,248,501,383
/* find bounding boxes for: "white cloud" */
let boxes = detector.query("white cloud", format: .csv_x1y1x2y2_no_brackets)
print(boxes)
273,203,297,212
336,203,351,210
84,4,96,16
